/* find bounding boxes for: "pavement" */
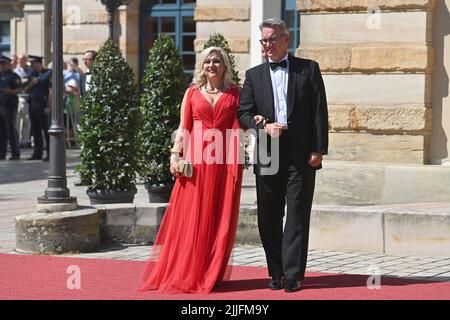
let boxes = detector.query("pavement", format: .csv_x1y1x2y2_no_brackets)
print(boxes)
1,148,450,284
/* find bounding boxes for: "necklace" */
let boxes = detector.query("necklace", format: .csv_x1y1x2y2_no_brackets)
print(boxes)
204,86,223,94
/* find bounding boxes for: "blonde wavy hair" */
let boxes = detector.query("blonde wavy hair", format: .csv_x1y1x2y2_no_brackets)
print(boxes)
193,46,235,88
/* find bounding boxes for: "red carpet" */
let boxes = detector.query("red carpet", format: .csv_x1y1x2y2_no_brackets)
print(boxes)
0,253,449,300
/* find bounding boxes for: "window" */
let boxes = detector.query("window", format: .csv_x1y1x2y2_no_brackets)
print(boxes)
140,0,196,79
282,0,300,55
0,21,11,56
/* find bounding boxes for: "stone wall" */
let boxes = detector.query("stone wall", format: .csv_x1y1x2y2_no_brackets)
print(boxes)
194,0,251,83
62,0,141,79
62,0,108,70
297,0,436,164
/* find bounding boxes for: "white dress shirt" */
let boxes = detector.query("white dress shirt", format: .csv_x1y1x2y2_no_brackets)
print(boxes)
85,71,92,93
269,54,289,128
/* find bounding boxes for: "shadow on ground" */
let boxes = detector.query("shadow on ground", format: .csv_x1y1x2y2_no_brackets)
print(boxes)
0,149,80,185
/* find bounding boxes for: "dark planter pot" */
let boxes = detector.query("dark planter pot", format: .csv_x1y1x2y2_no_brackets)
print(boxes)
87,187,137,205
145,182,174,203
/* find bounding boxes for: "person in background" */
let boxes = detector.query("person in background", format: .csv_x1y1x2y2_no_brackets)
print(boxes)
10,54,18,71
63,78,80,148
64,57,81,89
25,55,52,161
0,55,22,160
14,54,32,148
80,50,96,98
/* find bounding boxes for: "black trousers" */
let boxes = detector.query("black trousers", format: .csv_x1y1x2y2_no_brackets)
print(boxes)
0,104,20,159
29,100,49,158
255,132,316,281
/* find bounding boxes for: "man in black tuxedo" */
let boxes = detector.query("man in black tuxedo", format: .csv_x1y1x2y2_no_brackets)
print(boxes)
80,50,96,98
238,18,328,292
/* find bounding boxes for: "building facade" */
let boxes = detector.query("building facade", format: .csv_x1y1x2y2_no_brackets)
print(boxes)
1,0,450,203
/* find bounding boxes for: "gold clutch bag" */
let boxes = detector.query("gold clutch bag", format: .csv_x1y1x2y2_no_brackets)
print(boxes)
177,159,193,178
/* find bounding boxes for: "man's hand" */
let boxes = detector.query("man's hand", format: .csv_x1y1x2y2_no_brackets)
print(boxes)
264,123,285,138
254,115,265,126
308,152,323,167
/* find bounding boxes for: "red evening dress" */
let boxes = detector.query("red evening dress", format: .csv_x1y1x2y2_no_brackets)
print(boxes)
140,84,243,294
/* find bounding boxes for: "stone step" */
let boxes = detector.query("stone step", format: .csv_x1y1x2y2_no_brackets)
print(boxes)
96,202,450,257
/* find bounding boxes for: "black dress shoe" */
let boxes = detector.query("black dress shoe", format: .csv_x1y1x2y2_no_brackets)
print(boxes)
27,156,42,161
268,277,284,290
284,279,301,293
42,156,49,162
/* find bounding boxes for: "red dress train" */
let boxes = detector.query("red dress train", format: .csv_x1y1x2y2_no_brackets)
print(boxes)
140,85,243,294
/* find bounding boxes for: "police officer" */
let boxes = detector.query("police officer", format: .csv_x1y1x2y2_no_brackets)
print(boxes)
25,55,51,161
0,55,22,160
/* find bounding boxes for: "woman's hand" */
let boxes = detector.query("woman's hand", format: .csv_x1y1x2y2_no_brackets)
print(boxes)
170,154,180,177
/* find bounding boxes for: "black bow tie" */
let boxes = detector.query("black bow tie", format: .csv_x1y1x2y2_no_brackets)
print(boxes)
269,60,287,70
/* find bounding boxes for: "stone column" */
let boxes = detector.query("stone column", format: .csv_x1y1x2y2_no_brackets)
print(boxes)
118,0,141,81
194,0,252,81
297,0,436,164
22,0,51,64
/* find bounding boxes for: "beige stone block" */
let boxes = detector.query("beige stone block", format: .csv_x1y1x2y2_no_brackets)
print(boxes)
194,38,250,53
297,43,434,73
62,10,108,25
63,40,105,54
323,74,431,105
328,132,427,164
309,206,384,253
198,0,251,6
329,104,432,132
315,162,385,205
315,161,450,205
63,0,104,11
354,105,432,132
194,6,250,21
297,0,436,13
384,209,450,257
351,43,434,72
63,24,109,41
300,11,430,44
196,21,250,38
383,166,450,204
297,45,351,71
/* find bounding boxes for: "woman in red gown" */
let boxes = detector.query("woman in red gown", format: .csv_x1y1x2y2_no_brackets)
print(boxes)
141,47,244,294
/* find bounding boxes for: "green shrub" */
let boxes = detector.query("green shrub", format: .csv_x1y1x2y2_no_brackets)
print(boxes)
139,34,188,185
77,39,142,191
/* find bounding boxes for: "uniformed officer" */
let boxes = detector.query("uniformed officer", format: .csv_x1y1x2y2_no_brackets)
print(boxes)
0,55,22,160
25,55,51,161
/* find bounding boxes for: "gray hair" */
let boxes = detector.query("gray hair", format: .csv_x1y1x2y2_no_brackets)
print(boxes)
259,18,289,35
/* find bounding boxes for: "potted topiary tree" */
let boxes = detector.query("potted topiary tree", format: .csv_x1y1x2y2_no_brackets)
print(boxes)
77,39,142,204
139,34,188,202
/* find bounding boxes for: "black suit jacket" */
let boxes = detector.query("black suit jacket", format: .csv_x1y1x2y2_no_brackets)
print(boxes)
238,54,329,174
80,73,87,98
